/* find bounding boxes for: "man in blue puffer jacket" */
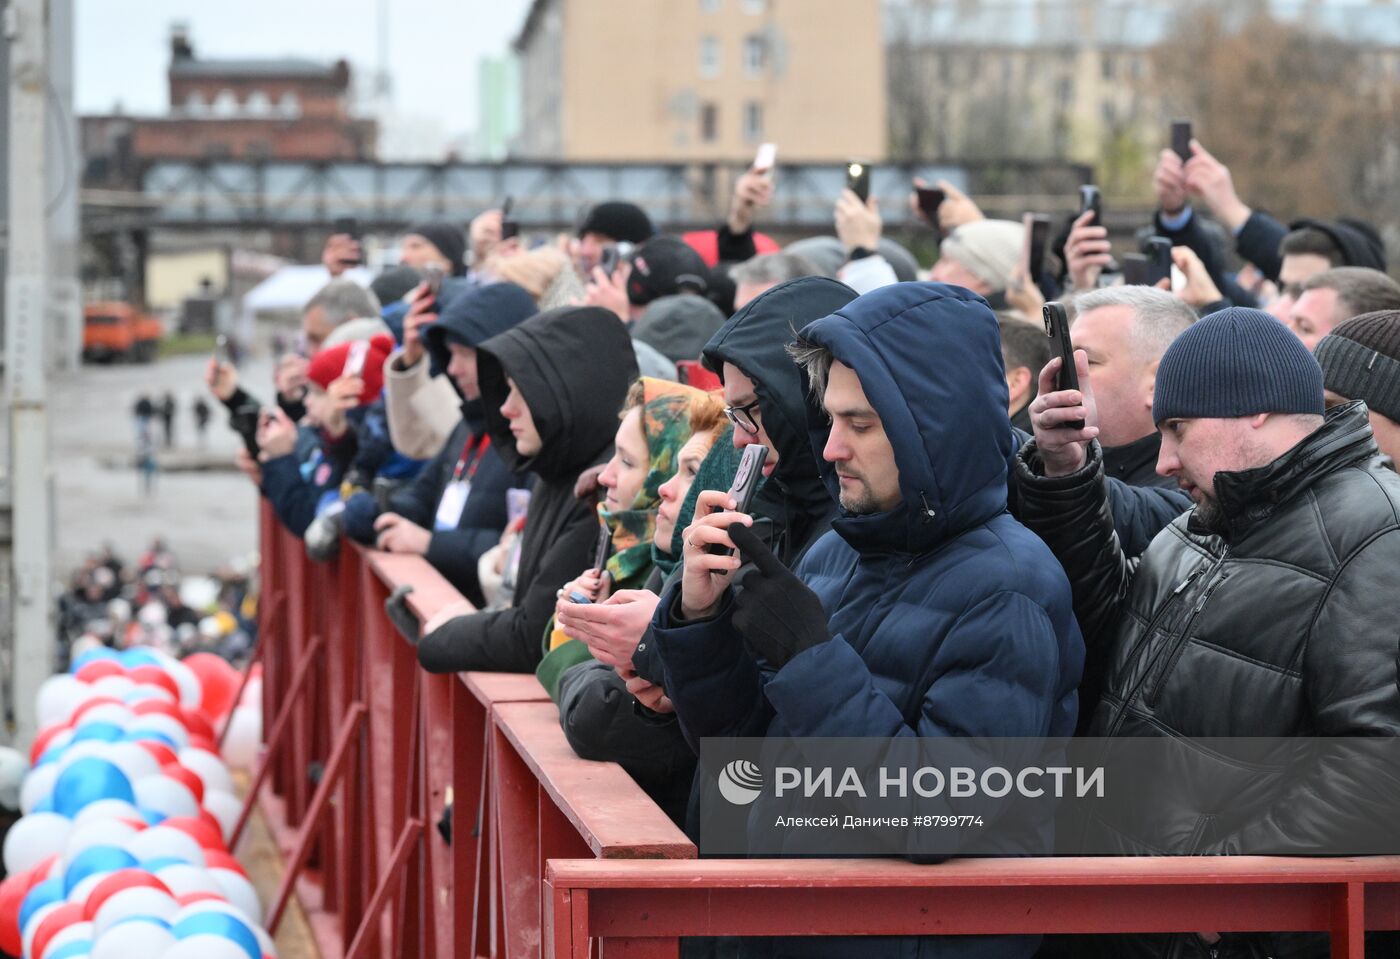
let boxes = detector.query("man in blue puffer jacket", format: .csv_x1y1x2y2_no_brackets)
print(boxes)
652,282,1085,959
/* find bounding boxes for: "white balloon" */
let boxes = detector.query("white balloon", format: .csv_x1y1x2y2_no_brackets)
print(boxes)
125,684,177,705
173,901,274,958
133,775,199,820
200,791,241,845
94,887,179,936
37,675,86,728
209,868,261,925
33,728,74,765
159,934,249,959
41,919,93,958
21,901,62,957
147,651,202,711
90,918,174,959
125,825,206,868
2,812,73,873
19,762,60,815
90,676,136,700
239,677,261,709
73,799,142,828
74,704,134,729
97,742,161,786
56,741,112,770
70,870,119,906
128,716,190,750
47,855,65,880
176,748,233,797
152,863,221,899
64,819,141,863
220,708,260,770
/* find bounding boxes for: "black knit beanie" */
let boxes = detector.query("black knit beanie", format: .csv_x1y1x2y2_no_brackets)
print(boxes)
1153,307,1323,424
1315,310,1400,422
406,221,467,276
577,201,655,244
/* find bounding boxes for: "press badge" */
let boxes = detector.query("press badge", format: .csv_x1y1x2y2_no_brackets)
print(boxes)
434,480,470,530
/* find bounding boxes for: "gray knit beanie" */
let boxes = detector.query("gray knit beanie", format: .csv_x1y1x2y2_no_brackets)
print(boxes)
1315,310,1400,422
939,220,1024,293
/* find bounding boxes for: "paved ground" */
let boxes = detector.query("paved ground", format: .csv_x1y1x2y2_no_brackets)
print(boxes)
50,352,276,575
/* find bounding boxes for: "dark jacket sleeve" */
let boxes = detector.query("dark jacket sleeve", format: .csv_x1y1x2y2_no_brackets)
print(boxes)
1204,529,1400,855
415,508,596,674
715,224,758,264
556,660,692,778
277,393,307,422
1153,210,1258,308
1013,440,1139,650
219,385,259,414
1234,210,1288,284
259,454,318,538
387,436,454,528
1105,481,1192,560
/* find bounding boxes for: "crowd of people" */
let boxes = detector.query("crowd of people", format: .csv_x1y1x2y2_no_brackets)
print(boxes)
206,136,1400,959
59,540,258,671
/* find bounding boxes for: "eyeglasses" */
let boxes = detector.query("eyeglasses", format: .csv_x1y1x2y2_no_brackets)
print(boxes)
724,398,762,435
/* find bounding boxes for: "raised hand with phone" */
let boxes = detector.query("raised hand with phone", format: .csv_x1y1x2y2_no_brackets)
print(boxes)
677,488,752,620
728,144,776,236
1026,304,1099,477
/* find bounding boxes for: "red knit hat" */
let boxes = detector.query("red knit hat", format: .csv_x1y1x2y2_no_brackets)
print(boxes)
307,334,394,406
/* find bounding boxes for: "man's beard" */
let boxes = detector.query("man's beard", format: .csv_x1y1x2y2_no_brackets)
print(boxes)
1193,493,1224,530
839,475,881,515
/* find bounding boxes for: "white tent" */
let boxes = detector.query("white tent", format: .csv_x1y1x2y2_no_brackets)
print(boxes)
236,265,373,343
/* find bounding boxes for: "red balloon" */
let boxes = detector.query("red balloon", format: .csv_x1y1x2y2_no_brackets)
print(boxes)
181,710,216,741
135,740,179,767
30,901,83,959
0,871,33,955
69,695,124,724
131,699,183,723
175,891,225,907
74,660,125,683
202,850,247,878
127,666,180,702
161,816,225,853
160,762,205,804
187,735,219,756
81,868,171,921
183,654,241,724
196,807,224,839
29,724,71,764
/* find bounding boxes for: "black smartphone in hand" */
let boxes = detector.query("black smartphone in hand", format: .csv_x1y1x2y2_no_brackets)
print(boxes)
1043,302,1084,431
708,443,769,556
1171,120,1193,163
500,196,519,241
916,186,945,222
1143,236,1173,287
1078,185,1102,226
846,162,871,203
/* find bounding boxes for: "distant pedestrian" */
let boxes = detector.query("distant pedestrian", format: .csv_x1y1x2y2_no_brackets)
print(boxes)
135,419,158,497
133,394,155,425
193,397,212,449
159,391,177,448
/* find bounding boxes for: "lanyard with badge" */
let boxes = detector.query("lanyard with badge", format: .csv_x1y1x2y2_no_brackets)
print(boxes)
434,434,491,531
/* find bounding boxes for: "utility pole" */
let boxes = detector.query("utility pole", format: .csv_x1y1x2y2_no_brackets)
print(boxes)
3,0,54,748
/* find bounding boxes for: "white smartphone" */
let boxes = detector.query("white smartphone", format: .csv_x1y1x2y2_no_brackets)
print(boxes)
753,142,777,178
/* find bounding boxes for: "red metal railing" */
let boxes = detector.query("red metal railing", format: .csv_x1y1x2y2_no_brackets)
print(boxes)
255,501,1400,959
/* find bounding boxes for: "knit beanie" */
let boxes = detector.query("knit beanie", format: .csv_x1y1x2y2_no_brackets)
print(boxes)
307,333,395,407
939,220,1024,293
1153,307,1323,424
405,221,467,276
577,201,655,245
1315,310,1400,423
632,293,728,363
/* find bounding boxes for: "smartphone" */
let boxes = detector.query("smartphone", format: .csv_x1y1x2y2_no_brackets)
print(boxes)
707,443,769,556
598,245,621,278
1171,120,1192,163
592,522,612,572
1022,213,1052,282
1078,185,1102,226
845,161,871,203
1042,303,1083,431
422,264,446,309
753,142,777,179
230,402,262,459
567,590,593,605
500,196,519,241
916,186,945,224
342,339,370,378
1143,236,1173,287
332,216,360,239
1121,254,1149,286
214,333,231,366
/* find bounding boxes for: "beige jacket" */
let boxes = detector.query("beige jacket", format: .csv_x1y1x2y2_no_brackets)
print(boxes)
383,348,462,460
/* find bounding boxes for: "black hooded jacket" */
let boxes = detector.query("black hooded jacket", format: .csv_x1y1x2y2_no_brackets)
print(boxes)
416,307,638,673
383,284,537,606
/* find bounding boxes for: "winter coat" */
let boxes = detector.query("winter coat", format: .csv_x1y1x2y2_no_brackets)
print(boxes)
416,306,638,673
654,283,1084,959
260,425,351,538
1014,403,1400,959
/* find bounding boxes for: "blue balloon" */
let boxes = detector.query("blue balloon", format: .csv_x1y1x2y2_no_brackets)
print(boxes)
36,743,66,767
109,914,171,931
70,721,125,744
140,809,168,827
71,648,120,673
46,941,94,959
33,794,55,814
18,877,63,936
124,728,178,750
140,856,188,873
119,648,162,668
172,914,260,959
63,845,139,896
52,757,134,817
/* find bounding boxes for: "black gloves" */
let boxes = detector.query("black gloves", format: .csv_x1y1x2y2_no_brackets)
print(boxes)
728,523,830,668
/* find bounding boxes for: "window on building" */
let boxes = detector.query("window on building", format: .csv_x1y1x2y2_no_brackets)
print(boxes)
743,34,767,76
212,89,238,117
184,91,206,116
743,0,766,13
278,92,301,117
701,102,719,142
700,36,721,78
1101,55,1116,81
245,91,271,116
743,101,764,143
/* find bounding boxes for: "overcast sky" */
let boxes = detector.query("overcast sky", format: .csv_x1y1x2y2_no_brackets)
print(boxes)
75,0,532,138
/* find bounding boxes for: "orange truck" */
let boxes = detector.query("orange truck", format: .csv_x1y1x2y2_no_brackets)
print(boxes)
83,302,163,363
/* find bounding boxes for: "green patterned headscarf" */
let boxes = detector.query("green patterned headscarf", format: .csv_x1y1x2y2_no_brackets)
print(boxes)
597,378,706,588
652,424,747,581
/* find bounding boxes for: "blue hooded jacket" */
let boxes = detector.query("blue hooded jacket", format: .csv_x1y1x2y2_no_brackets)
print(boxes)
653,283,1084,959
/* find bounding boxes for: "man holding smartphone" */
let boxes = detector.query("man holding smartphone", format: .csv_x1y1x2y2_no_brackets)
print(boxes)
652,282,1083,959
